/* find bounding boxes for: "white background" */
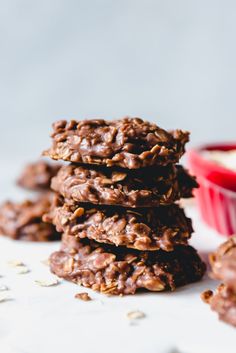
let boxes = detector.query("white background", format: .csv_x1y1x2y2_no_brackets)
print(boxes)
1,0,236,163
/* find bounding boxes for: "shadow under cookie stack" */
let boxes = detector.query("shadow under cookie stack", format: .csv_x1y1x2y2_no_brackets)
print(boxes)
44,117,206,295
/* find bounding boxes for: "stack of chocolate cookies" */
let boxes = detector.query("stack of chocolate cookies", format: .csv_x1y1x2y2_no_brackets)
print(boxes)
44,117,206,295
202,236,236,327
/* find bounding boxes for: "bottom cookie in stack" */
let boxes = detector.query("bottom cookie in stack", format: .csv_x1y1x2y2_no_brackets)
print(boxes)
50,233,206,295
202,236,236,327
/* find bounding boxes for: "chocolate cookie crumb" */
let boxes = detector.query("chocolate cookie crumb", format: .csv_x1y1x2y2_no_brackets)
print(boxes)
201,289,213,304
75,292,92,301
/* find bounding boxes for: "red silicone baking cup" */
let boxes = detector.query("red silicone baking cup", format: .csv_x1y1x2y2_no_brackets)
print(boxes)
187,143,236,236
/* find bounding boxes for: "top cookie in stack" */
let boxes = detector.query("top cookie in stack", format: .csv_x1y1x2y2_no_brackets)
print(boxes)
44,117,205,295
44,117,189,168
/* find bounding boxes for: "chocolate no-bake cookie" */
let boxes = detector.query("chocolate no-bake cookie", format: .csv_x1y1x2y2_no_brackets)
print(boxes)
209,236,236,291
0,194,60,241
51,164,197,208
202,236,236,327
43,118,189,169
50,234,206,295
17,160,61,191
202,284,236,327
44,197,193,251
40,116,204,296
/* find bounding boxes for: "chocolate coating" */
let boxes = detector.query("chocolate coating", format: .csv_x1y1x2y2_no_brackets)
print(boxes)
51,164,197,208
210,236,236,291
44,196,193,251
0,194,60,241
202,284,236,327
17,160,61,191
43,118,189,169
50,234,206,295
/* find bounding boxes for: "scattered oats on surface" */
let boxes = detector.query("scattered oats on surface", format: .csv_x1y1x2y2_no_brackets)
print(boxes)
15,266,30,275
7,260,29,274
41,258,50,266
126,310,146,321
75,292,92,301
7,260,25,267
35,278,60,287
0,285,9,291
0,293,10,303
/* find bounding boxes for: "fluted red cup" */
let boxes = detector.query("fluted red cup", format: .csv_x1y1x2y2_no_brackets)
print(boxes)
187,143,236,236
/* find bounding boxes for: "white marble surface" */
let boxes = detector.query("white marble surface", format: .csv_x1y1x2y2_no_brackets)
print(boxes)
0,165,235,353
